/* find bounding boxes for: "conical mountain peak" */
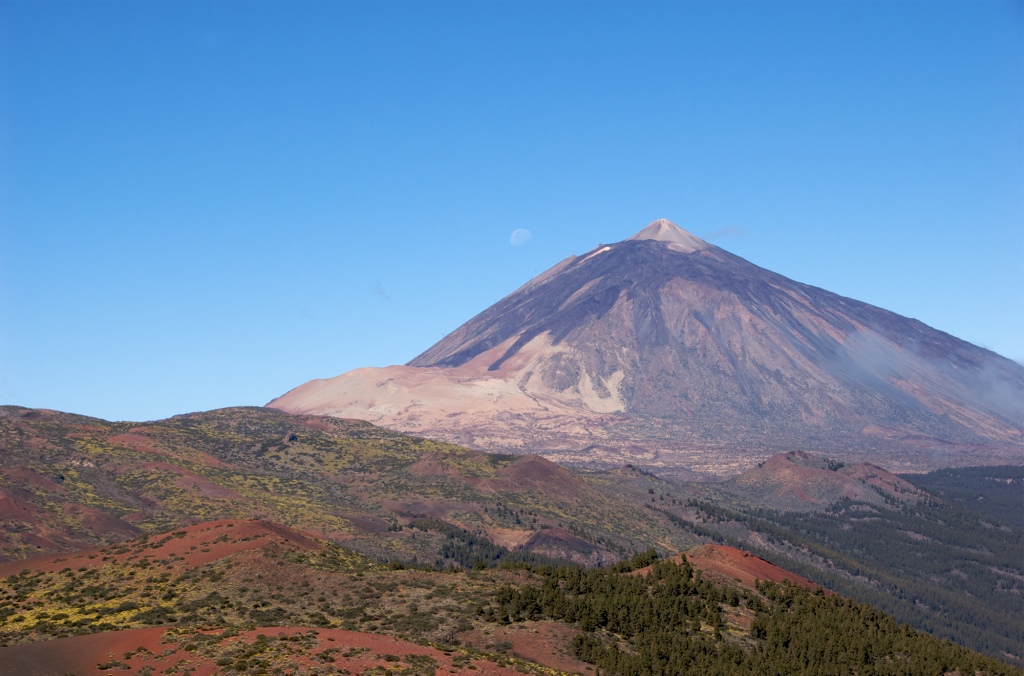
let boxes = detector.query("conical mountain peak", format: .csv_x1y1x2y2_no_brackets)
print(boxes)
271,217,1024,476
628,219,709,253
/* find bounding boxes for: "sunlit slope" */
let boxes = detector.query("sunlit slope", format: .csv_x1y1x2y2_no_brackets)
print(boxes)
0,405,692,564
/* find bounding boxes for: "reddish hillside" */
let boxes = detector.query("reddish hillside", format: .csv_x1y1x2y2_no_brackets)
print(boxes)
0,520,585,676
634,544,830,596
724,451,926,510
0,405,649,566
0,519,320,578
683,544,832,595
0,467,144,561
0,626,527,676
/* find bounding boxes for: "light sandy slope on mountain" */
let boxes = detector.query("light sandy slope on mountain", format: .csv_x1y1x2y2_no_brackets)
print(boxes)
269,332,634,453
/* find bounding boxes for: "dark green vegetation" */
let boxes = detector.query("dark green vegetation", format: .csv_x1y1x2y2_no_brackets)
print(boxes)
489,555,1016,675
908,465,1023,529
408,518,566,570
657,466,1024,667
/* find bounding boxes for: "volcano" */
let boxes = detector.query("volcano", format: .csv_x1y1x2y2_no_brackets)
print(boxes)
270,220,1023,476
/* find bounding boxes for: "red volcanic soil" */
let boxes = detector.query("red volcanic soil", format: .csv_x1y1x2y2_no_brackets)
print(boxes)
492,456,594,501
3,466,64,493
0,519,320,577
0,494,40,521
459,620,588,674
0,626,529,676
840,462,924,501
682,544,831,595
110,431,230,468
61,503,143,539
108,433,176,458
1,626,170,676
633,544,830,596
730,451,923,508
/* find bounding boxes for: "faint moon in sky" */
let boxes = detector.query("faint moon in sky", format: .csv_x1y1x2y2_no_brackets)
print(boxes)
510,228,532,246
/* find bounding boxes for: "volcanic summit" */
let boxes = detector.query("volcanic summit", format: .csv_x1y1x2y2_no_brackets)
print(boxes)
270,220,1024,476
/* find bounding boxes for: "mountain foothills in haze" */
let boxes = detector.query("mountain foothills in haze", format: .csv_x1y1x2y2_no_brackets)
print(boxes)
270,220,1024,476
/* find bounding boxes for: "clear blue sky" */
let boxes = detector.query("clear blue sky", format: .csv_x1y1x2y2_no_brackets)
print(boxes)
1,1,1021,422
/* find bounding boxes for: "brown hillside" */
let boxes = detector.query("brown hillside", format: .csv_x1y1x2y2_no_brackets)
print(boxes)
1,405,691,566
0,626,529,676
0,519,320,578
724,451,926,510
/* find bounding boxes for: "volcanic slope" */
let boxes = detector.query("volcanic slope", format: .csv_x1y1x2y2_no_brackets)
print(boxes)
1,520,1018,676
0,405,694,565
3,404,1021,666
270,219,1024,475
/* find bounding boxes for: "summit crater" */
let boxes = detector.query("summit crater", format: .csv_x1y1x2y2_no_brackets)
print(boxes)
627,218,710,252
